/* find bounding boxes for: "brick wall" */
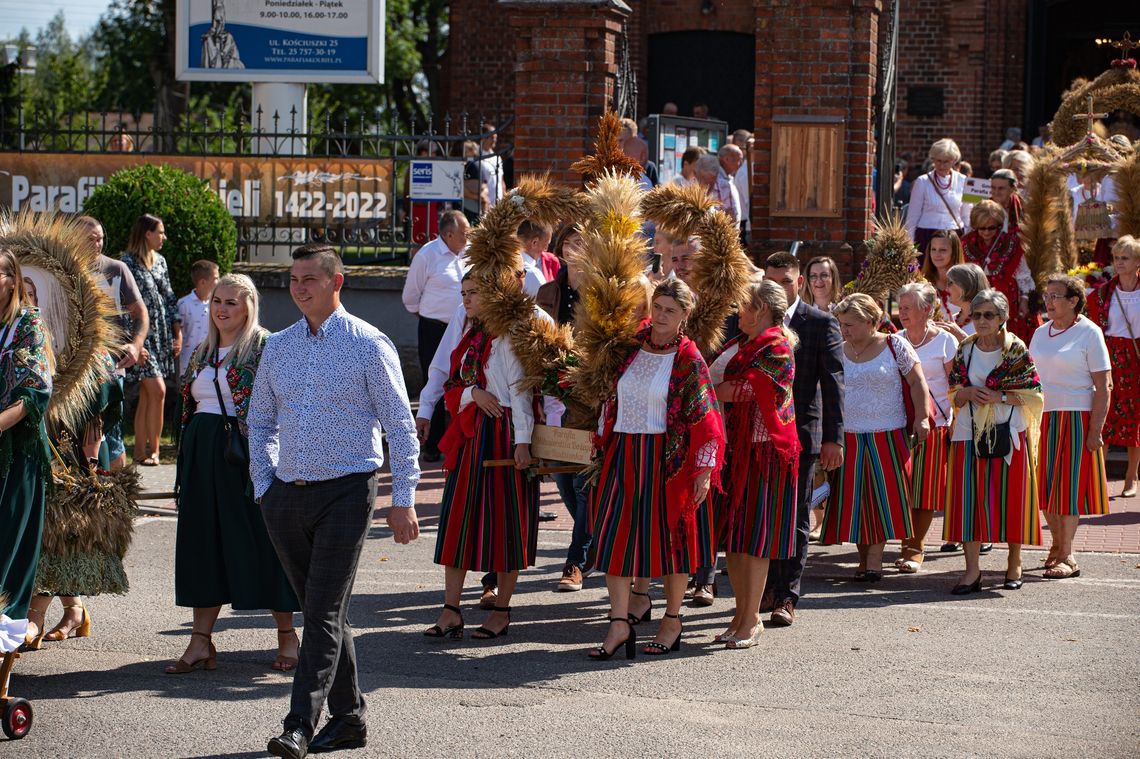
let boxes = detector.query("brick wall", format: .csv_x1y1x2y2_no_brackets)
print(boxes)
446,0,516,123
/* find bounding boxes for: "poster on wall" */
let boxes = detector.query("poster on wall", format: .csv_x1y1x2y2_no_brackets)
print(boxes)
176,0,385,83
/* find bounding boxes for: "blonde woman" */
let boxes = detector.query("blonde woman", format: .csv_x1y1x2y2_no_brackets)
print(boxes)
805,256,843,312
166,274,298,674
824,294,929,580
905,138,966,252
123,214,182,465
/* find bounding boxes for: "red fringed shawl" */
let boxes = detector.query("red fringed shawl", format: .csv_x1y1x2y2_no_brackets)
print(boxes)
963,229,1024,304
1088,276,1120,332
714,327,800,516
597,323,725,541
439,324,493,471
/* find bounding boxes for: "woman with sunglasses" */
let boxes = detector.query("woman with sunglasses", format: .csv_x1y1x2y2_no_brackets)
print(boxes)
945,289,1043,594
962,200,1039,343
1029,275,1111,580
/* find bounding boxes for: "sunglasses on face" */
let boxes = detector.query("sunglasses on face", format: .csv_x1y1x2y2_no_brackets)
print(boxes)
975,225,1001,232
971,310,1000,321
1042,293,1074,303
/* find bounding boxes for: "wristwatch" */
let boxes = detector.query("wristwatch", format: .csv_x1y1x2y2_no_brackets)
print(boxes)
1001,392,1008,403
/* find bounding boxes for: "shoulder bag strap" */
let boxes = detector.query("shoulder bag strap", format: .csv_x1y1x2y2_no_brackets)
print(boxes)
1111,287,1140,361
210,350,232,425
930,173,963,229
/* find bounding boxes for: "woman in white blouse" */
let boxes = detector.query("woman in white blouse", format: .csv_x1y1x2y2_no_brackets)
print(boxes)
905,138,966,254
945,289,1043,594
589,278,724,660
166,274,299,675
896,283,958,573
823,294,930,581
1029,275,1112,580
427,275,537,641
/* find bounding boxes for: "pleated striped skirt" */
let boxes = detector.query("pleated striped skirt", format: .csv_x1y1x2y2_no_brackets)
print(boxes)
590,432,715,578
944,432,1042,544
911,425,951,511
821,429,913,545
434,408,540,572
1038,410,1109,517
712,450,797,559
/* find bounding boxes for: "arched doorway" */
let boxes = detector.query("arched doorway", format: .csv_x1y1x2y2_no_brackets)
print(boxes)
646,31,756,131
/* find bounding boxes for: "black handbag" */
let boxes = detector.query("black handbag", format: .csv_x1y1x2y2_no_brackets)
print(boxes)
211,352,249,467
965,345,1015,460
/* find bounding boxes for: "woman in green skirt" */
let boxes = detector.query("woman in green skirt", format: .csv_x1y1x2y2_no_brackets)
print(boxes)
165,273,299,674
0,249,53,651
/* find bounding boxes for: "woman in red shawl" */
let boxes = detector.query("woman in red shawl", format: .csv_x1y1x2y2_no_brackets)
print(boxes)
962,200,1040,343
589,278,725,660
1088,235,1140,496
707,279,799,649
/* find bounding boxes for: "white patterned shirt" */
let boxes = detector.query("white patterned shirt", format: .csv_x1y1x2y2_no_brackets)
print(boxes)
247,306,421,504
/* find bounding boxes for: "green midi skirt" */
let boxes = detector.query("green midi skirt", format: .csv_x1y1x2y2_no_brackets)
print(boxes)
174,414,298,611
0,453,45,619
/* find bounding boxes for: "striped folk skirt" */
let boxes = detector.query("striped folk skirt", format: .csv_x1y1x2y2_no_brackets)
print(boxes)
911,425,951,511
821,429,913,545
944,432,1042,544
590,432,715,578
1104,337,1140,447
1038,410,1109,517
434,408,540,572
712,450,797,559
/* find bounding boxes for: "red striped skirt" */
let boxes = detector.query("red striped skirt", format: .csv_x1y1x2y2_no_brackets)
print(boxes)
434,408,540,572
944,433,1041,544
911,425,951,511
1104,336,1140,447
821,429,913,545
1038,410,1109,516
590,432,715,578
712,449,797,559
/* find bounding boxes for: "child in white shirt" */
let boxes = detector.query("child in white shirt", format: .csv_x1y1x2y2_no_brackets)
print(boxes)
176,260,219,379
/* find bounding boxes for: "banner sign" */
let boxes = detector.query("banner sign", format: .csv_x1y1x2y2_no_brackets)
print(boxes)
408,159,464,202
0,153,393,223
176,0,384,83
962,177,992,204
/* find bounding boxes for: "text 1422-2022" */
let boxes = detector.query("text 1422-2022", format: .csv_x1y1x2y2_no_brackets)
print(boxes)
275,190,388,219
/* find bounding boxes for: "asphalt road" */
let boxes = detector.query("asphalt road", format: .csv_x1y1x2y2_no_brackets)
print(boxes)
5,515,1139,758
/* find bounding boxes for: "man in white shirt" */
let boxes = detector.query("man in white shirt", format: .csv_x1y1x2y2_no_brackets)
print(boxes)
731,130,753,244
402,210,470,461
696,153,741,225
177,260,219,378
479,122,506,208
517,220,552,297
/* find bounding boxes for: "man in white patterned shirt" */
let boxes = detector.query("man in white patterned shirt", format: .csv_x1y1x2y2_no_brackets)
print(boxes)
250,243,421,759
402,210,470,461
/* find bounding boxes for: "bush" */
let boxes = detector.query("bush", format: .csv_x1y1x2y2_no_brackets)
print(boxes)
83,164,236,295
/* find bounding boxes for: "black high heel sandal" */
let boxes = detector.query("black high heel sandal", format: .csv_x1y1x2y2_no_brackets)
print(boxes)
471,605,510,640
589,618,636,660
423,603,465,639
643,612,682,656
628,590,652,626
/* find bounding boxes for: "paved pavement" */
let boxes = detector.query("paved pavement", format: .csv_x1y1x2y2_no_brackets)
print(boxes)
5,460,1138,757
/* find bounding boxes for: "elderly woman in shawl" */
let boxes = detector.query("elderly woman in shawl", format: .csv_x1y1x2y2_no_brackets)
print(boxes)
945,288,1043,595
707,278,799,650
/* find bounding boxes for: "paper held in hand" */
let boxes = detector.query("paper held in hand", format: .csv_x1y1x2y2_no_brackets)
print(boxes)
962,177,992,204
531,424,595,465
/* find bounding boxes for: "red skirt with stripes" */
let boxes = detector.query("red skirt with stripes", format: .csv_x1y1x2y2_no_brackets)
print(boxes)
712,448,797,559
434,408,540,572
911,425,951,511
1104,337,1140,447
590,432,715,578
821,429,913,545
944,432,1041,544
1038,410,1109,516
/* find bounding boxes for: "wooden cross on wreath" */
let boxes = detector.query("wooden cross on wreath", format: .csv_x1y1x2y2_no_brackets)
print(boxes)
1073,94,1110,137
1096,31,1137,62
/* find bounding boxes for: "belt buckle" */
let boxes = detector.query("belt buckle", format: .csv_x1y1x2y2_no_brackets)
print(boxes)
291,480,309,487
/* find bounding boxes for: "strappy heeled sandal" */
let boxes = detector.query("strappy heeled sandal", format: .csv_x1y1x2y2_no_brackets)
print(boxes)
628,590,652,626
589,618,635,660
19,607,47,652
643,612,682,656
44,603,91,642
423,603,465,640
271,628,300,671
471,606,510,640
164,631,217,674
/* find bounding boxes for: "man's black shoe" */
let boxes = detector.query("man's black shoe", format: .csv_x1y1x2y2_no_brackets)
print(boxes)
309,717,367,753
267,727,310,759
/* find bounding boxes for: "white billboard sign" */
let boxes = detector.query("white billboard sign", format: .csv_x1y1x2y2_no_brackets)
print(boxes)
407,159,464,202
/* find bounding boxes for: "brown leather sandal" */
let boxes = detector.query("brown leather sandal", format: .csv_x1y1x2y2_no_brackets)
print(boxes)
271,628,300,671
165,632,217,674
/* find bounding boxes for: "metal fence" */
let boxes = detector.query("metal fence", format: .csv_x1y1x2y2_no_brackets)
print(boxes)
0,103,512,265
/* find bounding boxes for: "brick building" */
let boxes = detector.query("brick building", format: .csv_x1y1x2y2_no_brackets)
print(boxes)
443,0,1138,271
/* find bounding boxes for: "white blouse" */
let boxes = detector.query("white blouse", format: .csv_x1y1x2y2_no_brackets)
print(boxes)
1105,286,1140,339
614,349,675,434
459,335,534,444
842,334,919,433
905,171,966,237
950,344,1028,443
708,343,737,386
912,328,958,426
709,342,769,443
1028,317,1111,412
191,345,236,416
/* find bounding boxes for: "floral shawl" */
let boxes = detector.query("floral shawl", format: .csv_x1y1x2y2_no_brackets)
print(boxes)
963,230,1024,301
947,330,1043,457
439,323,493,471
713,327,800,517
179,331,268,437
0,307,53,479
598,323,725,541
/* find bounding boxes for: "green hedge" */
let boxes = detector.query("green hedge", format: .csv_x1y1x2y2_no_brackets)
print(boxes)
82,164,236,295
